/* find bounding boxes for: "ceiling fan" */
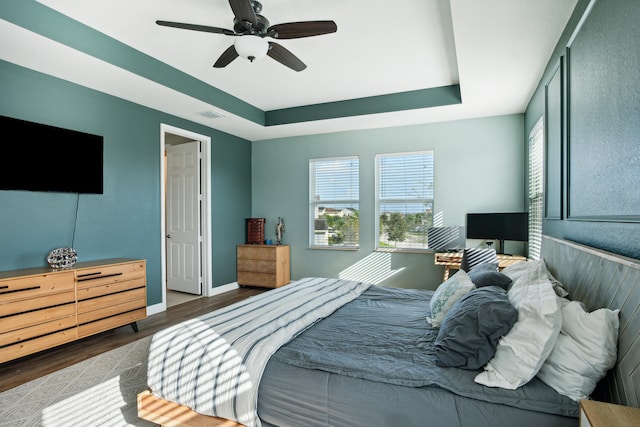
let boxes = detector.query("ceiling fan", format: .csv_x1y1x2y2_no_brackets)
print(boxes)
156,0,337,72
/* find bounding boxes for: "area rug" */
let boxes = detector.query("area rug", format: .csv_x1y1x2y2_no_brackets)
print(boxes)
0,336,156,427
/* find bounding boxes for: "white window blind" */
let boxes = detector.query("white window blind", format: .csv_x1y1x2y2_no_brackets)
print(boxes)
376,151,434,251
309,157,359,248
528,118,544,260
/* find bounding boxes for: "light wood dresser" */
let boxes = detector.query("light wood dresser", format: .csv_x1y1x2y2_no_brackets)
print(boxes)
237,244,290,288
0,258,146,364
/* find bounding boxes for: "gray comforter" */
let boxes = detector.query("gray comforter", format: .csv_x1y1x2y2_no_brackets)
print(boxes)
268,285,579,419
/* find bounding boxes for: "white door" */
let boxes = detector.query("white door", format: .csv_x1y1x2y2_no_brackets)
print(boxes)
166,141,202,294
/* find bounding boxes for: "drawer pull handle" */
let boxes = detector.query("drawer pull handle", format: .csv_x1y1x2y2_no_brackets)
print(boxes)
0,285,41,295
0,285,8,290
77,271,102,278
77,272,123,282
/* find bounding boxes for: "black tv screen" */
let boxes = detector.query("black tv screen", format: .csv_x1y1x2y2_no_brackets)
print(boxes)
466,212,529,242
0,115,103,194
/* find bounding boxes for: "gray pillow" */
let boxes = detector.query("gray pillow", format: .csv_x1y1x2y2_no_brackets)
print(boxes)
468,262,512,290
433,286,518,370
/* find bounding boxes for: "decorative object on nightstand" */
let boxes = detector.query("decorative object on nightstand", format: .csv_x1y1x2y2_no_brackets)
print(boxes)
275,217,285,245
580,400,640,426
245,218,265,244
237,244,290,288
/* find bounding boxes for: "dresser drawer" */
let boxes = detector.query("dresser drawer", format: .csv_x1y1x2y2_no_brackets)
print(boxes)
0,313,76,345
237,258,277,274
237,271,277,287
77,287,146,315
237,246,277,261
77,277,146,301
0,328,78,364
78,308,146,338
0,290,75,318
75,261,146,289
77,297,146,325
0,301,76,335
0,271,74,303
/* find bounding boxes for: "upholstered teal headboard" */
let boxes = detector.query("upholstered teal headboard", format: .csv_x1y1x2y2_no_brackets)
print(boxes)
542,235,640,408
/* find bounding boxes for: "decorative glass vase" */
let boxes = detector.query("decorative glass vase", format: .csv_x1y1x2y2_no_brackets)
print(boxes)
47,247,77,269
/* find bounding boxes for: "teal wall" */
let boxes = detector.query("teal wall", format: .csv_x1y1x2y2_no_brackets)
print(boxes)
524,0,640,260
0,60,252,305
252,115,525,290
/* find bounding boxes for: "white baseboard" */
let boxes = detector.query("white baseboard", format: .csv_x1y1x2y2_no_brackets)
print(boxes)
146,302,165,316
209,282,241,296
146,282,240,316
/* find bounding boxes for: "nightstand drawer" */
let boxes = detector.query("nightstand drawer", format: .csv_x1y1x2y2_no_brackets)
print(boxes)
237,246,277,261
237,271,278,287
237,258,277,274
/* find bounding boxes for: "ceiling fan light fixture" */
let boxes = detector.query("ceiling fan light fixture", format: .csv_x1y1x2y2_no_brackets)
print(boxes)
234,35,269,62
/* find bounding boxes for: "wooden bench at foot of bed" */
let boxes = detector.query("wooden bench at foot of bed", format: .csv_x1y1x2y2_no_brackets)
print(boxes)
137,390,246,427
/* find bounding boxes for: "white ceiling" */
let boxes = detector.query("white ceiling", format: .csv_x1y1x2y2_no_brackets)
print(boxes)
1,0,577,141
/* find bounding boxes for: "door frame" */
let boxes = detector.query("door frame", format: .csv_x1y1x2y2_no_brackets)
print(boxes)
159,124,213,311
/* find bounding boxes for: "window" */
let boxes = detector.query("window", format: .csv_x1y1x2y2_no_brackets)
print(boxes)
376,151,434,251
309,157,359,248
528,118,544,260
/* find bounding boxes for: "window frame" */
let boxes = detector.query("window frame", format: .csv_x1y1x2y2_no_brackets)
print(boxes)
375,150,435,252
528,117,544,260
308,156,360,250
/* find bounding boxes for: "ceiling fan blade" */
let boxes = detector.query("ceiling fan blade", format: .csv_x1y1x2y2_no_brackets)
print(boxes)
156,20,235,35
268,21,337,39
228,0,257,27
213,45,239,68
267,42,306,72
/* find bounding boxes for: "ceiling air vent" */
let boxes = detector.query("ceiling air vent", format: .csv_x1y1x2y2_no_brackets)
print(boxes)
198,110,225,119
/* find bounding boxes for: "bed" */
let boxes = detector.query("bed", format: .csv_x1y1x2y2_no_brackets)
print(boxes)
138,236,640,426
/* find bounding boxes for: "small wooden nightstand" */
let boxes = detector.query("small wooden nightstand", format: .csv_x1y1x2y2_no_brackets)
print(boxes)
237,244,290,288
580,400,640,426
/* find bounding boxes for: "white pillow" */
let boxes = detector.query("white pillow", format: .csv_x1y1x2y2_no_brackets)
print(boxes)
501,259,569,297
474,276,561,389
536,300,619,401
427,270,475,327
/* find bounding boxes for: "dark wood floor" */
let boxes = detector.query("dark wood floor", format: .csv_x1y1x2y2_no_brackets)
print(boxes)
0,286,266,393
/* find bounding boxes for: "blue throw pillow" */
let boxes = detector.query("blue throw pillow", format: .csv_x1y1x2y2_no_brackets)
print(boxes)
468,262,512,290
433,286,518,370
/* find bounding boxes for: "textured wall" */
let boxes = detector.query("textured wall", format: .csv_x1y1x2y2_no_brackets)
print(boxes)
525,0,640,260
0,61,252,305
252,115,525,290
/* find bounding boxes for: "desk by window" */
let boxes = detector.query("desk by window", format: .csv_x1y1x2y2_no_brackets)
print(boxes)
434,252,527,282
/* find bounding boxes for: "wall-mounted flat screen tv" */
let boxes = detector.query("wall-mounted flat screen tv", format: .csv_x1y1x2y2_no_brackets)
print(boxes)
466,212,528,253
0,115,103,194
